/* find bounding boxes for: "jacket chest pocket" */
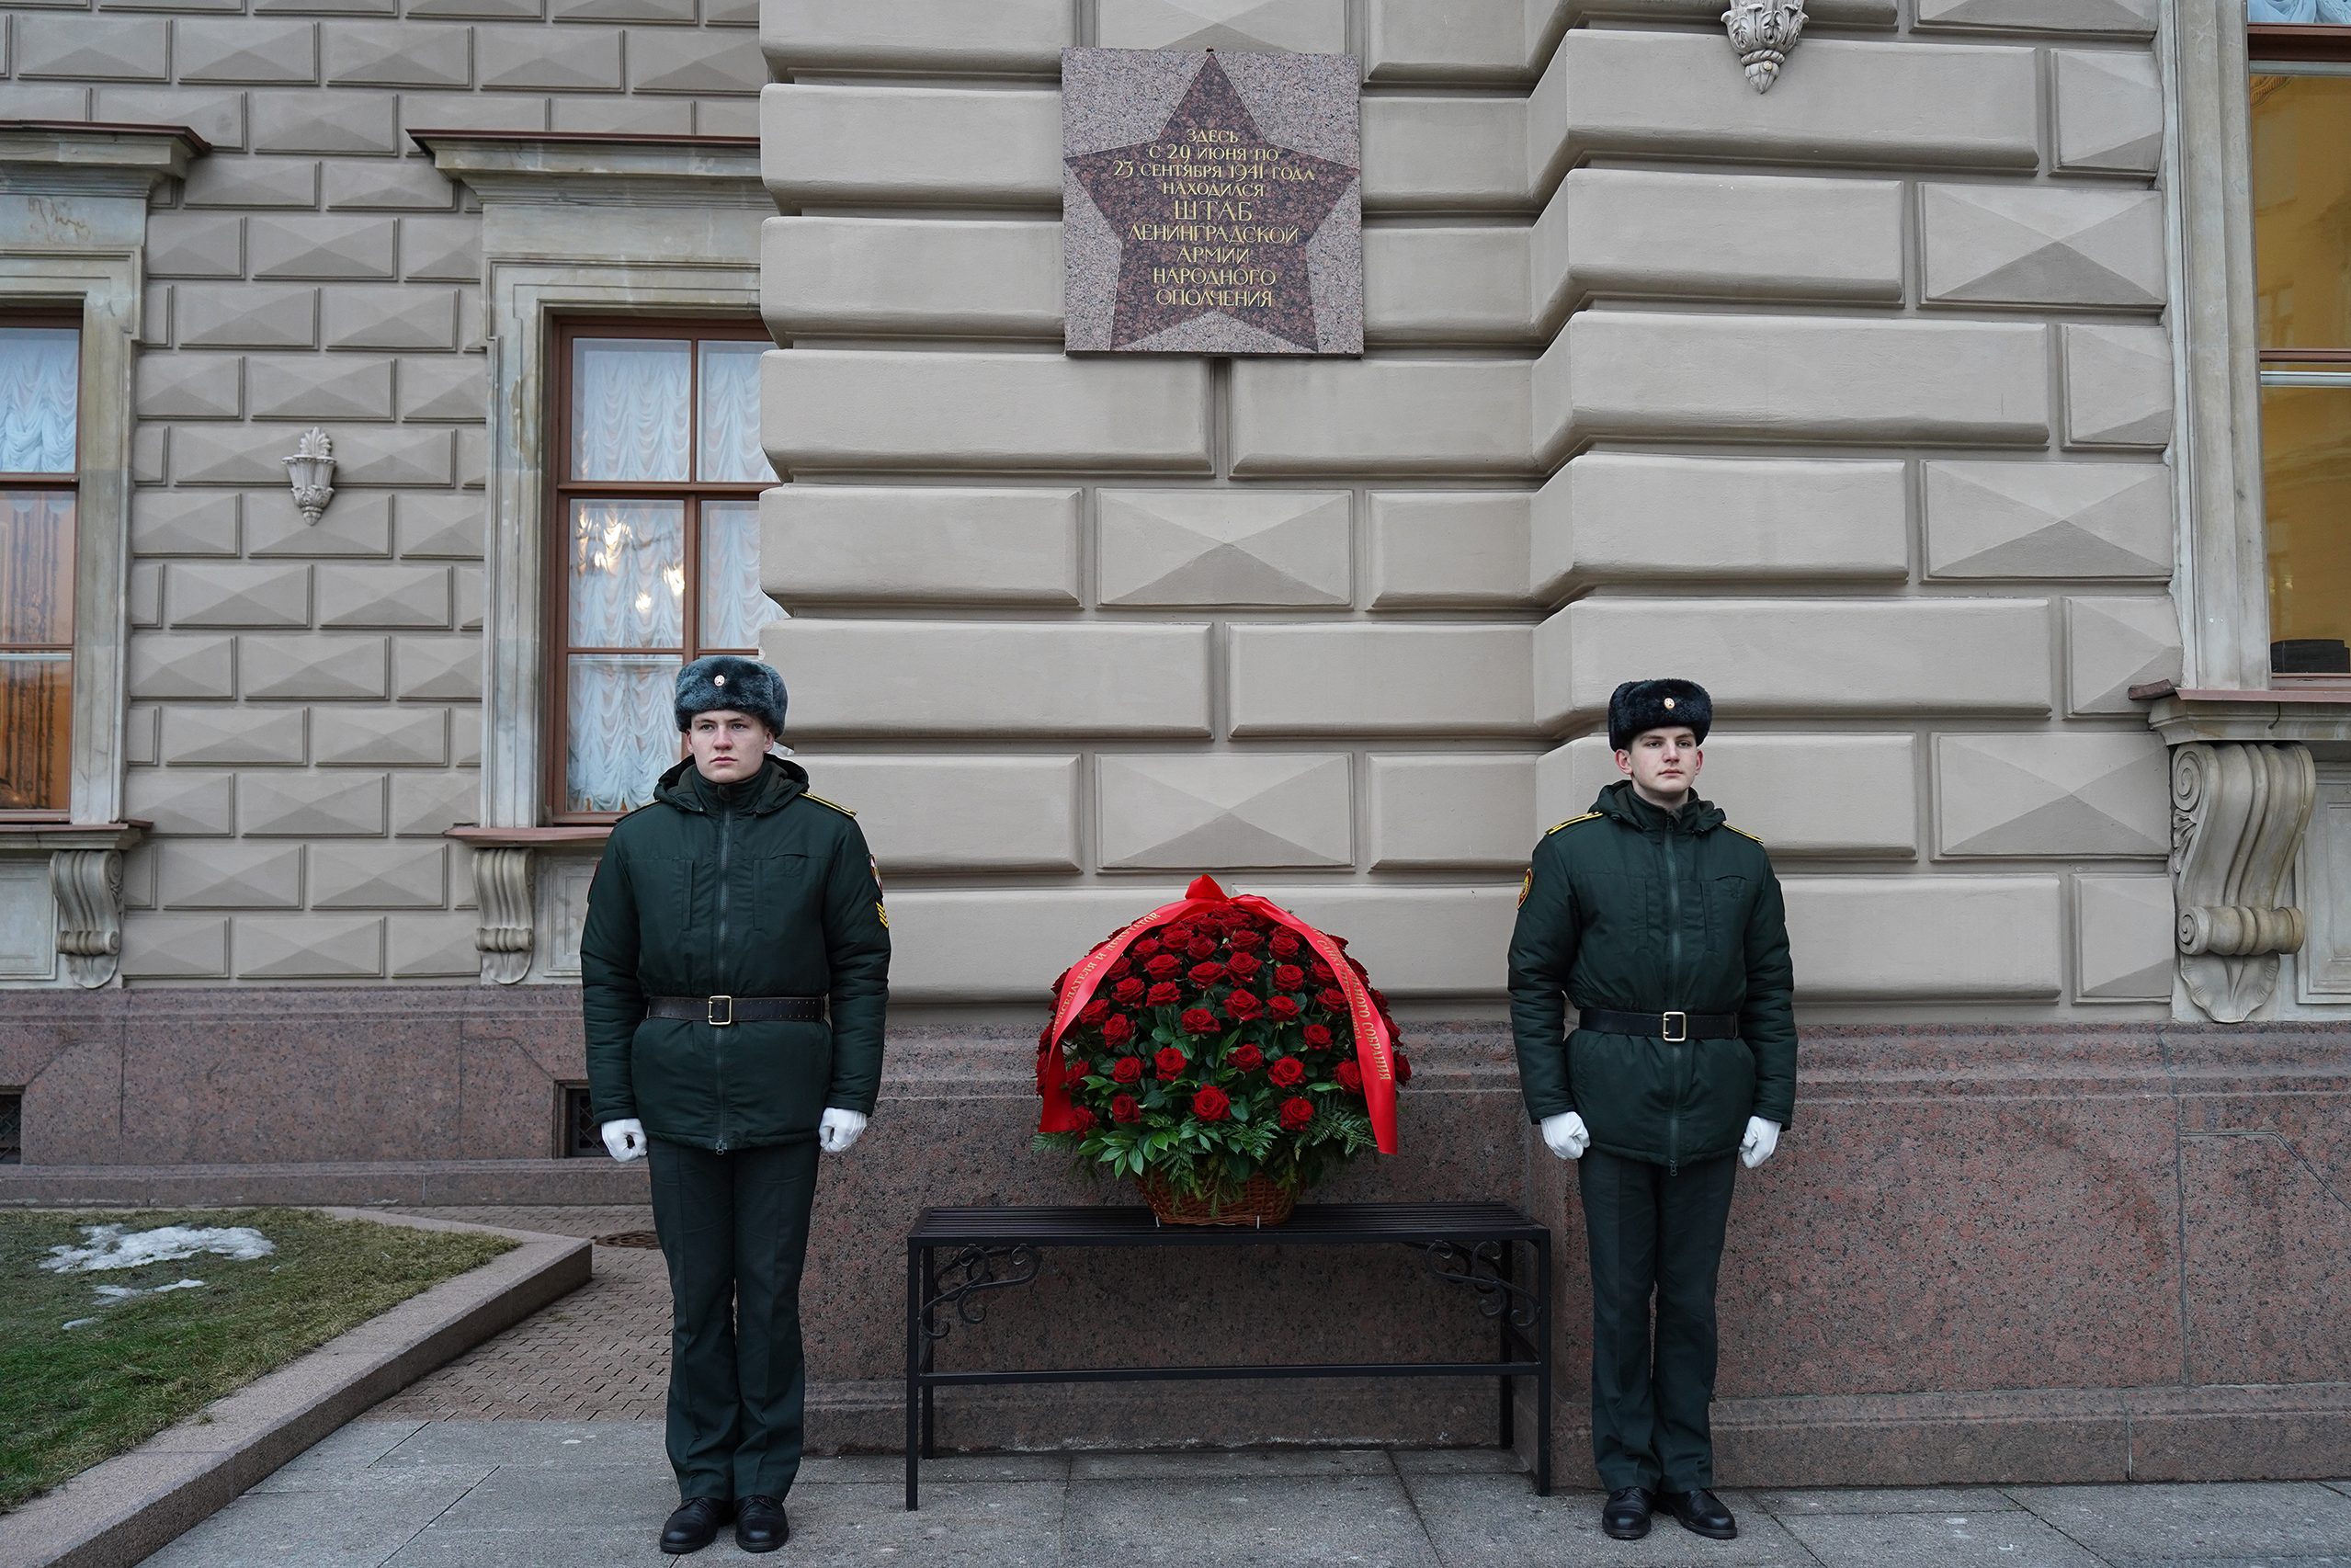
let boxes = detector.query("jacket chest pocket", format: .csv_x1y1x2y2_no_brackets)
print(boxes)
1704,874,1751,952
745,852,812,945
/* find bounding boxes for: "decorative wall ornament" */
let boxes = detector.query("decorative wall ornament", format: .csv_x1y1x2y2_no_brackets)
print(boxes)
51,848,124,989
474,846,536,985
1722,0,1807,92
2169,741,2318,1022
282,426,336,525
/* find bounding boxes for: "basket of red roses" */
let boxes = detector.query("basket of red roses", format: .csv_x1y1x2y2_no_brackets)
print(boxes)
1033,876,1413,1226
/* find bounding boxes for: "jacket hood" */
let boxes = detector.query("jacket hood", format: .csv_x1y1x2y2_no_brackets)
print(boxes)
653,753,809,816
1591,778,1725,836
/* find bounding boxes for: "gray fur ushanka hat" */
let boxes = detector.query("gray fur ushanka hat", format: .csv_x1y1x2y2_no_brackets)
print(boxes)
1607,678,1711,752
675,654,788,735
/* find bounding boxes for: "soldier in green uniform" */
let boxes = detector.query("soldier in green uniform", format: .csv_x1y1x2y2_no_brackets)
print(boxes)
1506,678,1796,1543
582,655,891,1556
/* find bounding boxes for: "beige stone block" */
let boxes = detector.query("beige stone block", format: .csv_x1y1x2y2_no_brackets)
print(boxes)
1366,0,1561,82
323,19,471,85
167,562,312,629
394,494,484,558
241,633,391,700
392,636,482,700
249,88,401,154
171,425,306,487
1917,0,2152,31
1368,492,1531,608
2062,324,2173,450
389,911,480,978
132,490,241,557
455,564,484,631
397,217,481,285
1228,625,1534,736
1358,96,1528,210
1099,490,1350,608
323,158,460,211
451,711,483,767
312,705,449,767
248,215,399,281
161,705,307,766
1924,461,2173,579
17,14,168,78
760,84,1059,206
125,710,160,769
1922,186,2164,310
130,563,164,630
185,156,320,209
759,486,1080,606
761,216,1060,339
1097,753,1353,869
791,755,1082,871
392,767,478,835
762,620,1212,737
1934,731,2169,858
1535,168,1903,324
628,26,765,92
758,0,1068,74
308,840,448,907
158,841,304,910
1784,875,2062,999
235,913,386,978
763,350,1210,474
2074,873,2173,1002
97,87,247,151
124,768,236,835
1539,733,1920,858
697,98,757,135
1098,0,1344,51
1537,312,2048,459
129,634,237,700
1533,453,1908,597
316,563,452,628
239,769,390,835
245,490,394,558
1230,359,1531,477
321,426,456,488
244,352,394,419
400,90,548,132
2054,49,2161,175
555,0,693,21
384,356,479,423
1367,754,1534,869
137,354,242,420
475,24,622,88
176,283,318,349
144,211,246,278
1539,598,2052,727
1362,227,1530,344
175,18,319,83
2065,595,2180,715
121,915,231,979
324,284,457,350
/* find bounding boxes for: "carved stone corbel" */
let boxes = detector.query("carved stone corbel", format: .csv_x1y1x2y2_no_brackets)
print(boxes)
51,848,125,989
473,846,536,985
2170,741,2318,1022
1722,0,1806,92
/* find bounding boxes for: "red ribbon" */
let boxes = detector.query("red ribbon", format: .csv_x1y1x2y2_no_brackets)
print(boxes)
1035,875,1398,1155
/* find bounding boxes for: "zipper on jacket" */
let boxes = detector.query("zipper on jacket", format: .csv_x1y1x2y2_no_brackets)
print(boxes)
1664,826,1683,1176
713,800,734,1153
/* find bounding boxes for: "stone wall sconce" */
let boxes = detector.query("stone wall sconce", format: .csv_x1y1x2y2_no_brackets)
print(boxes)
1723,0,1806,92
282,426,336,525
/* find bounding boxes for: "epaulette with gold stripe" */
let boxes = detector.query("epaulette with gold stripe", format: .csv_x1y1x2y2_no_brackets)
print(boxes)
802,792,856,817
1544,812,1602,835
1724,824,1764,844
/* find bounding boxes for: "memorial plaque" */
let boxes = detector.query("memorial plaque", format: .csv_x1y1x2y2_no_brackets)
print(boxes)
1062,48,1363,356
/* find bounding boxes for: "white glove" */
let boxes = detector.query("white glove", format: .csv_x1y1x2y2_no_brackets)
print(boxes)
1540,1111,1590,1161
1740,1115,1781,1169
600,1119,645,1163
818,1108,869,1154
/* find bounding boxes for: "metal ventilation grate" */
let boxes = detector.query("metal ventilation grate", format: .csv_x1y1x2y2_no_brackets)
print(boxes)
0,1091,20,1165
561,1085,598,1158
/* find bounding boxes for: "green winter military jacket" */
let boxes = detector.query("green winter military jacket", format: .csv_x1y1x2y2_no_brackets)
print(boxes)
581,755,891,1153
1506,779,1797,1169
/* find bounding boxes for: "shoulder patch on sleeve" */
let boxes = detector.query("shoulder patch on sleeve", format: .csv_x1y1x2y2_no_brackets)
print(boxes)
1545,812,1602,836
1724,824,1764,845
801,792,856,817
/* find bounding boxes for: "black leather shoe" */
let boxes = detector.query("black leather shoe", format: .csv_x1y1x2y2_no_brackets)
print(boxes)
1601,1486,1653,1540
735,1494,789,1553
1660,1487,1738,1540
660,1497,730,1555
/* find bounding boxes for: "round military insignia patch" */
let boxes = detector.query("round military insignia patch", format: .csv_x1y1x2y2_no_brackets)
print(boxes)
1517,868,1532,907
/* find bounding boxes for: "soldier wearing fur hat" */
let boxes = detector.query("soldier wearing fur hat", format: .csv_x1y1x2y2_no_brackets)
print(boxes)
1506,678,1796,1545
580,654,890,1557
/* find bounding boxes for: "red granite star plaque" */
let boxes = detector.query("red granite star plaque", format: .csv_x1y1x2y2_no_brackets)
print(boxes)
1063,49,1363,355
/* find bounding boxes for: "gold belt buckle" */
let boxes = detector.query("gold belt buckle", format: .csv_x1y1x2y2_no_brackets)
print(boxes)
1661,1010,1687,1043
708,994,734,1028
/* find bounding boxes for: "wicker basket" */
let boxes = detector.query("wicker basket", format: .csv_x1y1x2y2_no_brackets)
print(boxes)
1137,1171,1298,1227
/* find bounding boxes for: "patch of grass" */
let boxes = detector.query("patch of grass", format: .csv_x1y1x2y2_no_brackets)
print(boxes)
0,1209,514,1514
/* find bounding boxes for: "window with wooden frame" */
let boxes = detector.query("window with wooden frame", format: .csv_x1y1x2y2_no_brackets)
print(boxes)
2249,18,2351,679
0,316,79,816
548,319,779,820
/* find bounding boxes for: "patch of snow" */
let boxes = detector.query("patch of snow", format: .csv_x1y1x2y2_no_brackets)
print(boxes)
61,1318,98,1331
40,1224,275,1274
90,1278,208,1301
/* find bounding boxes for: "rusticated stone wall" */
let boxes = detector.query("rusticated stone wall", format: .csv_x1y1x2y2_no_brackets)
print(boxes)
757,0,2184,1017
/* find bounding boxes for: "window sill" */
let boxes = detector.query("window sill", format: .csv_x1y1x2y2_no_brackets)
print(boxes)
446,825,612,848
0,821,146,854
2140,682,2351,744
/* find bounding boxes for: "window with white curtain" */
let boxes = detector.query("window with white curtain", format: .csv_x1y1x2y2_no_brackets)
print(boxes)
0,318,78,816
552,320,779,817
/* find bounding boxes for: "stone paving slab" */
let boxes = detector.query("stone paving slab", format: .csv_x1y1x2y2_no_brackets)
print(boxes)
2009,1482,2351,1562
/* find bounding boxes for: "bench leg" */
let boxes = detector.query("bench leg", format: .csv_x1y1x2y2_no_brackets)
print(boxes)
1498,1242,1516,1451
904,1241,922,1510
1537,1232,1554,1496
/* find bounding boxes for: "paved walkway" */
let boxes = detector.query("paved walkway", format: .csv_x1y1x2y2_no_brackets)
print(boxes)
135,1421,2351,1568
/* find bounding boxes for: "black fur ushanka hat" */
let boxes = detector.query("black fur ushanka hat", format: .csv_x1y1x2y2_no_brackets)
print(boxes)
1607,678,1711,752
675,654,788,736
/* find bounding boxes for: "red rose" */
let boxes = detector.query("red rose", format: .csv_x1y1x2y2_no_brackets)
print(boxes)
1317,988,1347,1011
1187,937,1217,960
1270,933,1300,958
1101,1015,1134,1045
1191,1085,1231,1121
1188,961,1226,986
1268,1055,1304,1087
1229,929,1265,951
1266,995,1300,1021
1272,964,1305,991
1393,1051,1413,1085
1079,999,1110,1025
1224,990,1263,1021
1228,1043,1265,1072
1310,960,1335,982
1180,1007,1221,1036
1134,937,1161,958
1301,1024,1333,1050
1112,978,1145,1005
1155,1045,1188,1079
1226,951,1263,979
1278,1096,1314,1131
1145,954,1182,980
1107,958,1132,981
1070,1105,1097,1131
1111,1055,1144,1085
1145,982,1182,1006
1161,923,1193,948
1336,1060,1363,1093
1111,1094,1141,1124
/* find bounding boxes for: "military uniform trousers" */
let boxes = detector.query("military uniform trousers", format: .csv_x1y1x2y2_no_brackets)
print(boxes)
647,1135,821,1503
1578,1149,1738,1494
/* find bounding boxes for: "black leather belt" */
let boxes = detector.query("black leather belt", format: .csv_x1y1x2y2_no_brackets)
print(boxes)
646,994,825,1027
1577,1007,1739,1042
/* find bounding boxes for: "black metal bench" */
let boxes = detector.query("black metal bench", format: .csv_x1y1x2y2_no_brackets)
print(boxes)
903,1200,1553,1509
